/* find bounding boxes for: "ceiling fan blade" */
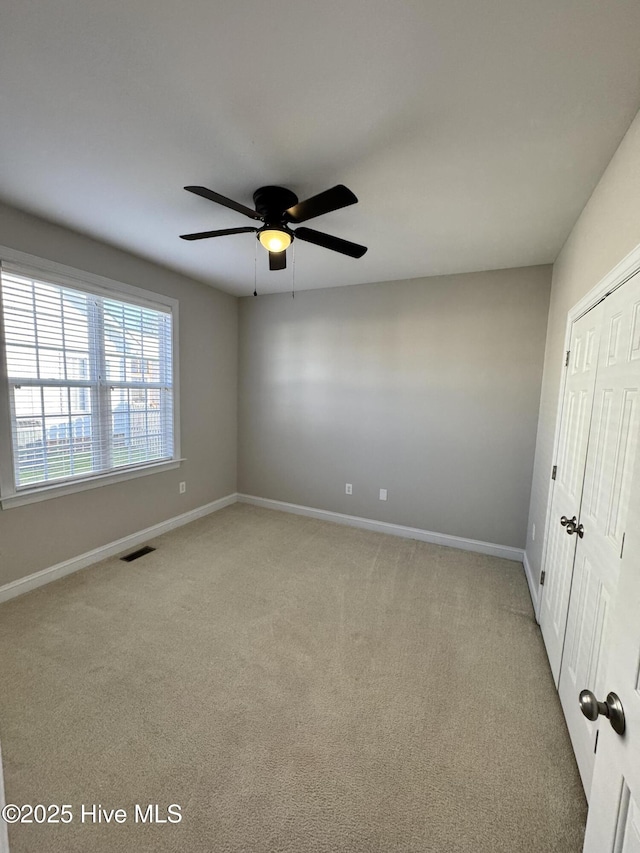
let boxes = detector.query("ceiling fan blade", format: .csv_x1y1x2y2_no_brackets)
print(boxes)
269,251,287,271
294,227,367,258
180,226,258,241
285,185,358,223
184,186,262,220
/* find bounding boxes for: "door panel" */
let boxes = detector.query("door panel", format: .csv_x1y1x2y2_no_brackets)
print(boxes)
558,274,640,798
563,554,609,700
583,416,640,850
607,389,638,541
539,305,603,683
615,784,640,853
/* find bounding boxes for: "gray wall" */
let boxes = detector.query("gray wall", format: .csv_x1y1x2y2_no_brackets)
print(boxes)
10,96,637,590
238,266,551,549
0,202,237,585
526,108,640,609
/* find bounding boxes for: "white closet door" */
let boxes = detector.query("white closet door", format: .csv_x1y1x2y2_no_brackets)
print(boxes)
583,442,640,850
558,272,640,797
0,740,8,853
539,304,604,684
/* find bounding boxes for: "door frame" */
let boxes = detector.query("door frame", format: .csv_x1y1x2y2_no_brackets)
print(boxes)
536,241,640,625
0,740,9,853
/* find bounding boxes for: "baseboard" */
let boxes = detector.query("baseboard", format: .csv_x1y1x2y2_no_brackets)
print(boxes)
0,493,238,605
523,551,541,621
238,493,524,563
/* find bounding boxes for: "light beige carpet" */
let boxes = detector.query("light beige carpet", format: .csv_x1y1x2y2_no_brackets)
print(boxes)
0,503,586,852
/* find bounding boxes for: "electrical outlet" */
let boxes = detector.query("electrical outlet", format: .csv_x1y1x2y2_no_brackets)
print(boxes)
379,488,388,501
179,481,186,494
345,483,353,495
532,523,536,541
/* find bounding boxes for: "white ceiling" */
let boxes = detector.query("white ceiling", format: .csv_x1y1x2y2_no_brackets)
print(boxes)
1,0,640,296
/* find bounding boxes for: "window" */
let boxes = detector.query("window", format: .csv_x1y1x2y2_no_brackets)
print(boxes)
0,256,179,507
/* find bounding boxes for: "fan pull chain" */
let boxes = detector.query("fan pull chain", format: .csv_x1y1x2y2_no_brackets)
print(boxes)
292,240,296,299
253,238,258,297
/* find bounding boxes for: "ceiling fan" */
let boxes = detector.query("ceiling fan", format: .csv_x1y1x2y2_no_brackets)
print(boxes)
180,184,367,271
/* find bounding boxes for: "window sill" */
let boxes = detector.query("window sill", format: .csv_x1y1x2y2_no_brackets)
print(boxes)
0,458,186,510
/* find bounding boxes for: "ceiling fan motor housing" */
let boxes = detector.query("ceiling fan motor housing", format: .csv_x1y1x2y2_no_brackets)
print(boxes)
253,186,298,223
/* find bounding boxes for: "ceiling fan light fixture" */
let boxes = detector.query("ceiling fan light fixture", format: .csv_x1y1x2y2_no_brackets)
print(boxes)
258,228,291,253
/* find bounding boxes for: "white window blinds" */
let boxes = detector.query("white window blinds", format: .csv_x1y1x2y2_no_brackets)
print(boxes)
1,266,174,490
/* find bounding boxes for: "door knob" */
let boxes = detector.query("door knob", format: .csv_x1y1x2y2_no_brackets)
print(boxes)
565,520,584,538
560,515,584,537
579,690,625,735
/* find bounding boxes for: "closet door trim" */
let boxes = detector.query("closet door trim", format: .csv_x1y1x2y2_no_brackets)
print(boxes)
536,241,640,624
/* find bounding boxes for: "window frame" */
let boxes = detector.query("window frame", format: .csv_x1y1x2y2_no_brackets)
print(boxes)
0,247,182,510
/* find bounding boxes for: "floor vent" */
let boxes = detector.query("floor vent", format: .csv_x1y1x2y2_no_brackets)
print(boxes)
120,545,156,562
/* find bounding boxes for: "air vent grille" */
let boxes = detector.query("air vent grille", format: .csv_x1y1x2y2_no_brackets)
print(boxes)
120,545,156,562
